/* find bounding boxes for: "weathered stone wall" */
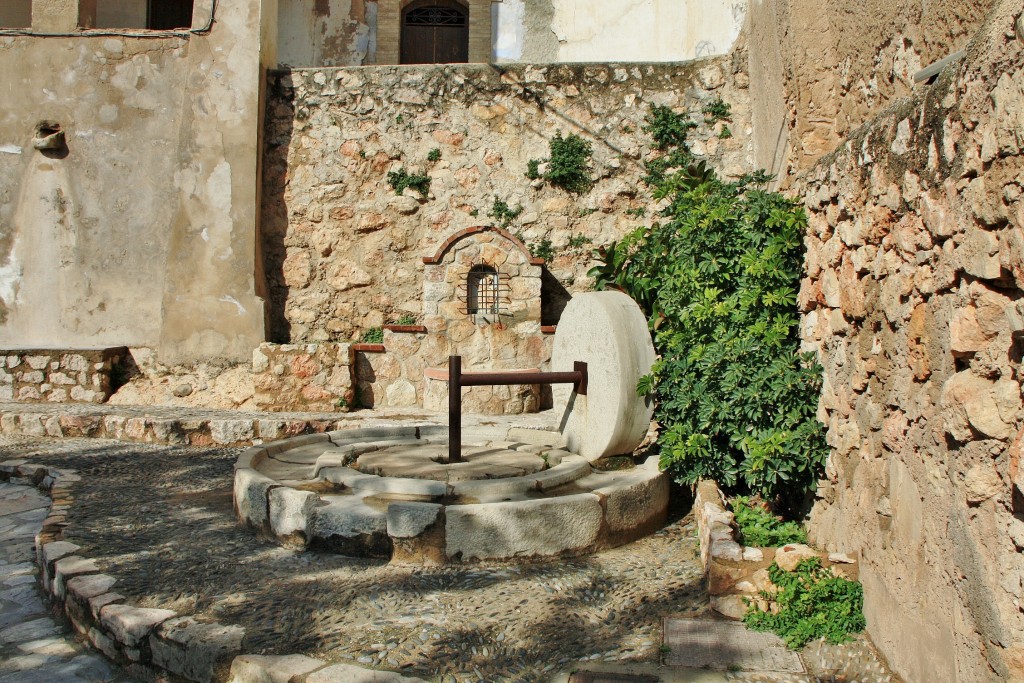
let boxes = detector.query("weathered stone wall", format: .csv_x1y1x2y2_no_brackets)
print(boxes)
262,58,752,343
744,0,997,183
799,3,1024,679
0,348,127,403
252,342,353,411
0,0,271,364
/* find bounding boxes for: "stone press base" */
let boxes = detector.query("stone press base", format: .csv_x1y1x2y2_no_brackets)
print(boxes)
233,424,669,564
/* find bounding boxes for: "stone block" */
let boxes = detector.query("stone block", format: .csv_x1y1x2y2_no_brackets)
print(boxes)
775,544,820,572
268,488,318,545
588,458,668,541
53,556,99,600
211,420,256,445
100,604,176,648
445,494,602,561
150,616,245,683
386,502,442,539
226,654,324,683
233,468,277,529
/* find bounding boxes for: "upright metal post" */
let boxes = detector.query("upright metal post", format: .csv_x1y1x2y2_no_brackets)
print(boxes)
448,355,462,463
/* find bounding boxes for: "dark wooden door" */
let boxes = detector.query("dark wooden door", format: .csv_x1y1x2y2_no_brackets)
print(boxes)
401,1,469,64
148,0,194,30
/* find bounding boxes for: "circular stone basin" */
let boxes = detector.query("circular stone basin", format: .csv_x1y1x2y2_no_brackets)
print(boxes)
234,423,670,565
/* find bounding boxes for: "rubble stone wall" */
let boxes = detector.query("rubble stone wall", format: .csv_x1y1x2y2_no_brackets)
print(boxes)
0,348,127,404
261,59,753,344
799,4,1024,679
252,342,353,412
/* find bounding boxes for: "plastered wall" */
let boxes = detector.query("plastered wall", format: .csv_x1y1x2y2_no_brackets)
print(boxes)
0,0,271,363
276,0,745,67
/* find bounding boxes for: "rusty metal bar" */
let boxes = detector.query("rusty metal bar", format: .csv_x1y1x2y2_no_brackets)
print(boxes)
447,355,587,463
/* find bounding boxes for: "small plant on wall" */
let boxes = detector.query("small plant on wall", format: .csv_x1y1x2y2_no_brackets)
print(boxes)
488,197,523,229
527,132,594,193
387,168,431,197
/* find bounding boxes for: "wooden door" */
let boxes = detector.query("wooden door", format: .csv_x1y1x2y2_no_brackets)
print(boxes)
148,0,194,30
401,1,469,64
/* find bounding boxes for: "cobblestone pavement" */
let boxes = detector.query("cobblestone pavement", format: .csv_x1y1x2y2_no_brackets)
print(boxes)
0,480,131,682
0,434,899,683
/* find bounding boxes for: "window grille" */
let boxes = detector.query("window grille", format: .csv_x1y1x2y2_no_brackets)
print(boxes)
405,6,468,27
463,265,508,316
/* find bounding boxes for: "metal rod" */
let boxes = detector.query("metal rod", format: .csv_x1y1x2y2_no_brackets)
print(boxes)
446,356,588,461
449,355,462,463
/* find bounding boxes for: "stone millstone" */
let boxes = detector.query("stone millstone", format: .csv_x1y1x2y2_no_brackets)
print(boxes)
551,291,655,460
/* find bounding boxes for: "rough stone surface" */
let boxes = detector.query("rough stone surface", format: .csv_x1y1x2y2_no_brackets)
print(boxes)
800,5,1024,680
551,291,656,460
150,616,245,683
226,654,324,683
445,493,603,561
268,488,318,544
99,604,176,648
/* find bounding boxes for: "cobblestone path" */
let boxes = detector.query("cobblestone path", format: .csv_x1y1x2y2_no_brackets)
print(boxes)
0,436,706,683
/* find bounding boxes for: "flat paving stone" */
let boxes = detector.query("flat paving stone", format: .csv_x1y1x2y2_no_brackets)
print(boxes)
663,619,803,673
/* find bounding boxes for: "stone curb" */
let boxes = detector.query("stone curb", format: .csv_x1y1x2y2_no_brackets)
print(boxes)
0,459,423,683
0,410,354,447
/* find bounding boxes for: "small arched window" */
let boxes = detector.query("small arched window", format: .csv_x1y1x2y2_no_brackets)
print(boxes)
467,265,500,316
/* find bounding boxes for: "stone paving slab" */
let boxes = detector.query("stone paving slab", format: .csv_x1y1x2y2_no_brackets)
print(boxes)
0,480,133,683
663,619,803,673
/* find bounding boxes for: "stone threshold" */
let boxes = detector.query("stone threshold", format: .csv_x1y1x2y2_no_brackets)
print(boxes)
0,460,426,683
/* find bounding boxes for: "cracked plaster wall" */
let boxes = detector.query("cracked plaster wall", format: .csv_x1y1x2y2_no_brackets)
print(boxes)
0,0,272,363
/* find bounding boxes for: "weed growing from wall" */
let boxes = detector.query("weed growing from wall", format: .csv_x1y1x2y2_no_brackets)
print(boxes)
732,496,807,546
387,168,431,197
360,327,384,344
489,197,523,229
527,132,593,193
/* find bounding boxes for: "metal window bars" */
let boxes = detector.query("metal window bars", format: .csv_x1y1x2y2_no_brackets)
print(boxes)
405,7,468,27
462,266,508,316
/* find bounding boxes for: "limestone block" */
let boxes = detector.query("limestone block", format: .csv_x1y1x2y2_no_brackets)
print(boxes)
942,372,1012,440
233,468,278,529
100,604,176,648
211,420,256,445
384,379,417,407
775,544,819,571
53,556,99,600
311,496,387,539
710,595,748,620
551,291,656,460
150,616,245,683
40,540,81,592
268,488,318,543
226,654,324,683
445,494,602,561
584,459,667,539
386,502,443,538
711,540,743,562
67,574,117,602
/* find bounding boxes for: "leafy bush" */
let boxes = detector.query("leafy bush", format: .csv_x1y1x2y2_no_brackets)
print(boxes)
644,104,696,151
387,168,431,197
427,148,441,162
544,132,592,193
732,496,807,547
396,314,417,325
567,233,592,249
530,238,554,261
744,559,865,649
589,105,826,503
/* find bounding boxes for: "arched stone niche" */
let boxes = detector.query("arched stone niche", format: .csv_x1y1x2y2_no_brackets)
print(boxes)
418,226,549,413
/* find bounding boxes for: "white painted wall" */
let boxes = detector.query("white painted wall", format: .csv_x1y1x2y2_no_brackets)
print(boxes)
278,0,373,67
494,0,746,62
96,0,148,28
0,0,32,28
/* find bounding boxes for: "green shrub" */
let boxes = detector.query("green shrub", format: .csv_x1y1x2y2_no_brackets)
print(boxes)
396,314,417,325
589,105,826,503
567,233,592,249
387,168,431,197
643,105,696,151
488,197,523,229
544,132,592,193
732,496,807,547
427,148,441,162
744,559,865,649
360,327,384,344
